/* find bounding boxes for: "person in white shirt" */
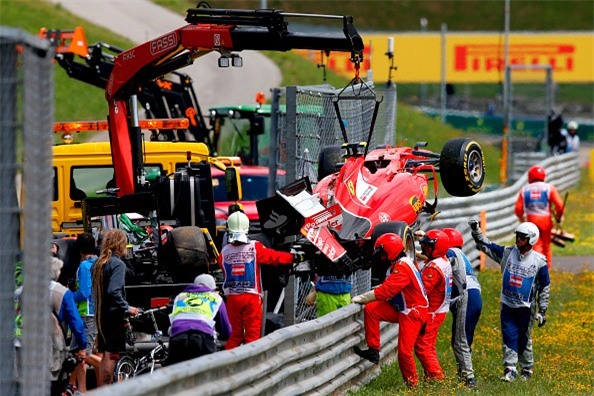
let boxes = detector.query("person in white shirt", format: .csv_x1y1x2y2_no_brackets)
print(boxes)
560,120,580,153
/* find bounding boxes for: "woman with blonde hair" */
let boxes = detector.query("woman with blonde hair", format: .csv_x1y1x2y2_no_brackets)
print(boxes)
92,229,140,386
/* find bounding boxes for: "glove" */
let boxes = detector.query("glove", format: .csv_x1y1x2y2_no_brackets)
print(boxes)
351,290,376,305
468,219,480,231
305,288,316,306
535,312,546,327
292,251,306,264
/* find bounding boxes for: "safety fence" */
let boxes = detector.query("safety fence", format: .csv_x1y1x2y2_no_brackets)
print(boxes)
88,152,579,396
90,304,399,396
0,27,55,395
269,82,397,192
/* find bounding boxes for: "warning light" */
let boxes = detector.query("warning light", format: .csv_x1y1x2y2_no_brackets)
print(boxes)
255,91,266,106
54,118,189,135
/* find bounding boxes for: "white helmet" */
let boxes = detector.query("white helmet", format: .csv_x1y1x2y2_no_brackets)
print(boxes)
515,222,539,246
567,120,579,130
227,211,250,244
194,273,216,290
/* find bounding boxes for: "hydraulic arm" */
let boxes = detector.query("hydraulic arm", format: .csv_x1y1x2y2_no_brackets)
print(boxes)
105,7,364,197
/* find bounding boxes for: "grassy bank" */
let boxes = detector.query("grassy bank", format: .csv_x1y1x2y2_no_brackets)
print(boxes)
351,268,594,395
553,168,594,256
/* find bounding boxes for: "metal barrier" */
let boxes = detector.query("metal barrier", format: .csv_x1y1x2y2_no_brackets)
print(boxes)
89,304,398,396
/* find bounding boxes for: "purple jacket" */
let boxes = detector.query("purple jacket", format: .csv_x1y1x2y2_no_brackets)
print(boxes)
169,284,231,339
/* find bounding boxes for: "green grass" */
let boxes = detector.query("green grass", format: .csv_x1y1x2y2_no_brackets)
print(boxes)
552,168,594,256
0,0,134,121
350,269,594,395
155,1,594,31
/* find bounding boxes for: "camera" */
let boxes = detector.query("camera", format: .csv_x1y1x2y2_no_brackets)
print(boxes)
61,352,78,374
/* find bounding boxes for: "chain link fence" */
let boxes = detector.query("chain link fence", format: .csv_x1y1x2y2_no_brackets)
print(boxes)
267,81,396,325
0,27,54,395
270,81,396,188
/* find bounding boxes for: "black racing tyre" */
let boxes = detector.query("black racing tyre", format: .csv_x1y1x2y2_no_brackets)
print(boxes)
317,145,343,181
167,226,209,282
440,138,485,197
114,356,136,383
370,221,415,285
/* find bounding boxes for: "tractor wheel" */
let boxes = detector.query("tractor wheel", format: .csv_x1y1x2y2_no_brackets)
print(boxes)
370,221,415,285
317,145,343,181
440,138,485,197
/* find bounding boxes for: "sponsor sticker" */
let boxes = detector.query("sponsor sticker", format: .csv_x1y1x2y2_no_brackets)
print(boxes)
150,32,178,56
409,195,422,214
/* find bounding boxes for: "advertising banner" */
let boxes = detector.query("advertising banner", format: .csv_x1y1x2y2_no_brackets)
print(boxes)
296,32,594,83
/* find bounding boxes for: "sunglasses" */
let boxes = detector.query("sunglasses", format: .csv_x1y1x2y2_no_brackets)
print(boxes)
515,233,529,241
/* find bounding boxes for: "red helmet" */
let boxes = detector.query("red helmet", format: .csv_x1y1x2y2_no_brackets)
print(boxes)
374,233,405,262
528,166,546,183
442,228,463,248
420,229,450,258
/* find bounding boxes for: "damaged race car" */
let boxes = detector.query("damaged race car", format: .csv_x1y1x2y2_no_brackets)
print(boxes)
256,136,484,283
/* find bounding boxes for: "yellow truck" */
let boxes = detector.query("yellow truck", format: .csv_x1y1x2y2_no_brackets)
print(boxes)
52,139,226,234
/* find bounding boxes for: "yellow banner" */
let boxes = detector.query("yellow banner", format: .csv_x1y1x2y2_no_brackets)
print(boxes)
297,32,594,83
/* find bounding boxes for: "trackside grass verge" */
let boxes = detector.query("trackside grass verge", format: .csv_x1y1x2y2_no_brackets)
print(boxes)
552,168,594,256
350,269,594,396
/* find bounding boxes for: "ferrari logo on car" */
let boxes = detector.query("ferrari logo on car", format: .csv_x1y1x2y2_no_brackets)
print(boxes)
409,195,422,214
347,180,355,196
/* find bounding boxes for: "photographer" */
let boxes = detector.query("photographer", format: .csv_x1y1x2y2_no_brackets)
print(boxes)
49,257,87,396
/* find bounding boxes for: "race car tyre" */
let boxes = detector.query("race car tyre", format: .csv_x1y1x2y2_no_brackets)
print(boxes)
370,221,415,284
440,138,485,197
166,226,209,282
318,145,343,181
114,355,136,382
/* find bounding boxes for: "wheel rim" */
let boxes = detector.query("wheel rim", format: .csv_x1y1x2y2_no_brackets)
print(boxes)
467,149,483,184
115,359,135,382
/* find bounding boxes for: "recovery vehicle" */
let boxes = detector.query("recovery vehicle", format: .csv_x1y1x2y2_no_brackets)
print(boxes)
48,6,365,308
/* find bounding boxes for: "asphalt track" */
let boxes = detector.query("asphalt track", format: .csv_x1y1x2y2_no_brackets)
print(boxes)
47,0,282,111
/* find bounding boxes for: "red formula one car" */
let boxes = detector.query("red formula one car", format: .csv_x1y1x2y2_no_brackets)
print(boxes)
256,137,484,279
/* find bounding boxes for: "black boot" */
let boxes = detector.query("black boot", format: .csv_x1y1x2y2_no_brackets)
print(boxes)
353,346,380,364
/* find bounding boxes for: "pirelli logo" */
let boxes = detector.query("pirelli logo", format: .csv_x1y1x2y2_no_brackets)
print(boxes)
150,32,178,56
454,43,575,72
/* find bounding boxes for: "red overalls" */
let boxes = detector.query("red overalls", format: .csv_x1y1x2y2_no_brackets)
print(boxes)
218,240,293,349
414,256,452,380
363,257,428,387
515,181,564,268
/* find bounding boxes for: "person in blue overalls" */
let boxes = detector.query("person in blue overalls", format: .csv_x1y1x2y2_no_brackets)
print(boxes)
469,220,550,382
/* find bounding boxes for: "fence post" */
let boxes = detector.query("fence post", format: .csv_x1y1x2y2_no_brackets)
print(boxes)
285,86,297,184
268,87,281,197
479,210,487,270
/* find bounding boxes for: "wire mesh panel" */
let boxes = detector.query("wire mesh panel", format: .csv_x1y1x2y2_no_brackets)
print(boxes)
274,82,396,186
0,27,54,395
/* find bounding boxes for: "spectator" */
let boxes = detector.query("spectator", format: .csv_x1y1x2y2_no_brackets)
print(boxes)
166,274,231,365
91,229,140,386
67,233,101,394
218,211,304,349
49,257,87,396
561,120,580,153
306,274,352,317
442,228,482,389
51,241,59,257
514,165,564,269
469,220,550,382
414,229,452,382
351,233,428,388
